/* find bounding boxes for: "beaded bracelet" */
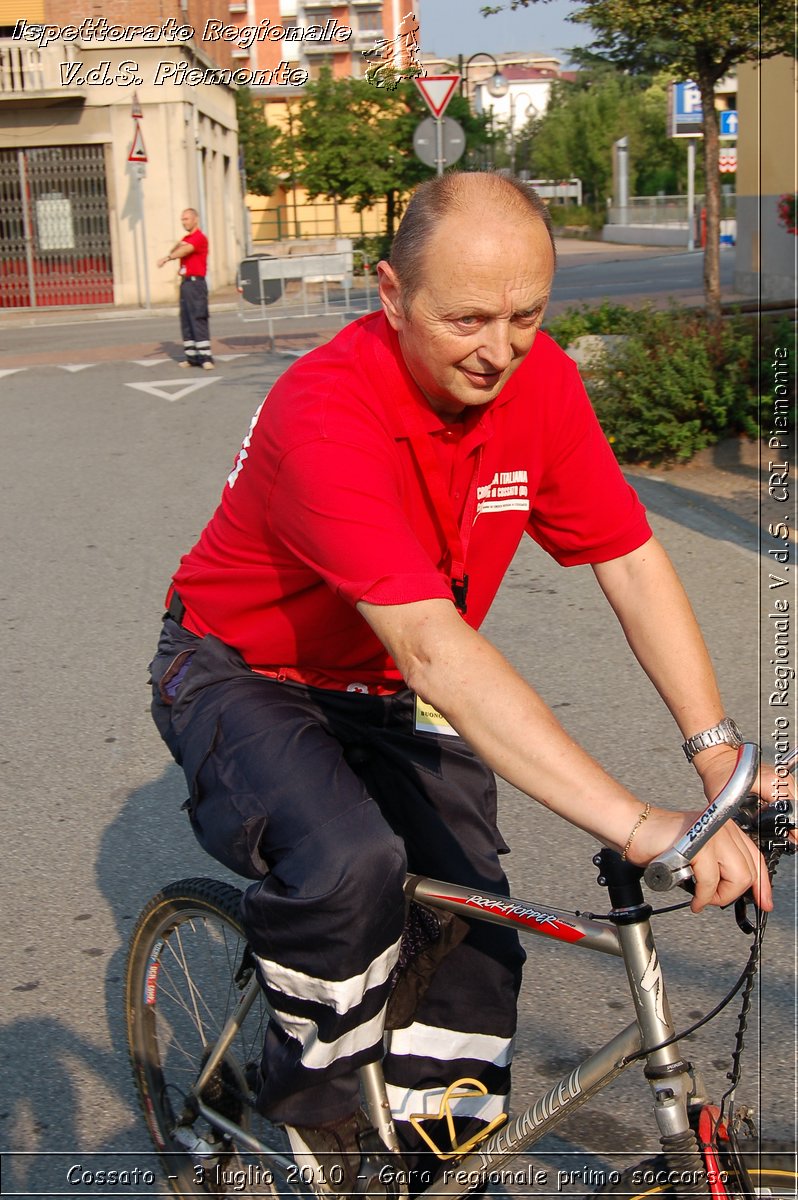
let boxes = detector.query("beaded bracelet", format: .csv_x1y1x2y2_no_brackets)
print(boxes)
621,802,651,861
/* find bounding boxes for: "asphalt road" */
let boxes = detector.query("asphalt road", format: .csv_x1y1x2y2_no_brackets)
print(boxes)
0,309,793,1196
0,246,744,370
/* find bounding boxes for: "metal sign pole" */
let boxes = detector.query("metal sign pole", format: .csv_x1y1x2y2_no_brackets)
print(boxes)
138,166,151,309
435,117,445,176
128,108,150,308
687,139,695,252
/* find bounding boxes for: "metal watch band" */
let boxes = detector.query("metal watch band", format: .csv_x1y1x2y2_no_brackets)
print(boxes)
682,717,743,763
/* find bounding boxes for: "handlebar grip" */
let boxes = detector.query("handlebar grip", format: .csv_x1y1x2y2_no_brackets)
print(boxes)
644,743,760,892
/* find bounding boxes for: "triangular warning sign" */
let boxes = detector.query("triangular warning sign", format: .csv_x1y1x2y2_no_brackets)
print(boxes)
128,120,147,163
415,75,460,118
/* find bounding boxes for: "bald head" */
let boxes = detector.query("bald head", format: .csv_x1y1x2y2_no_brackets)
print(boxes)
389,172,556,313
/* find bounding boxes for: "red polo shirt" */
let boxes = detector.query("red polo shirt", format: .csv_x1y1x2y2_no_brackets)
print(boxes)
171,312,650,691
181,228,208,277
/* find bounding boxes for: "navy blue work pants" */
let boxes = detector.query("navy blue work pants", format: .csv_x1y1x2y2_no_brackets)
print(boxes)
150,619,524,1151
179,276,212,365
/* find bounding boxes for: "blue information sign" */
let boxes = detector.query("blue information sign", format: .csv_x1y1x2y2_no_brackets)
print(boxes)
670,80,703,137
719,110,738,138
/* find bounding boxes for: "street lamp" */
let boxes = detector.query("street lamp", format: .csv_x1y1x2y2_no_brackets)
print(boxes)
457,51,508,107
508,90,538,174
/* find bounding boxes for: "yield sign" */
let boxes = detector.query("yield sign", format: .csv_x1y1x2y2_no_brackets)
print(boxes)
128,120,147,163
415,75,460,118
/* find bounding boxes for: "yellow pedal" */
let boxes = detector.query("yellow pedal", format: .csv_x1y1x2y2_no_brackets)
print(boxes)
408,1078,508,1161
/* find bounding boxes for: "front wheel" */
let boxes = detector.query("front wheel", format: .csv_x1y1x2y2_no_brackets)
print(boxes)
125,878,305,1198
596,1141,797,1198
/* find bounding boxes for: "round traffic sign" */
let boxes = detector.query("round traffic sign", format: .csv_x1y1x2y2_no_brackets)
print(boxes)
413,117,466,169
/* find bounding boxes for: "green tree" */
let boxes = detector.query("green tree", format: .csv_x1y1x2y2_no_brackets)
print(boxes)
290,71,491,242
530,69,694,206
235,88,282,196
482,0,793,319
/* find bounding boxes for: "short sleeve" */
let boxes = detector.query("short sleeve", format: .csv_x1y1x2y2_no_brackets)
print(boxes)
268,436,453,606
527,371,651,566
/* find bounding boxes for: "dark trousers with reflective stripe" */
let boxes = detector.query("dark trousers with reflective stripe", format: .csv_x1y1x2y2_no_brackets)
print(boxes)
150,621,524,1153
179,276,212,364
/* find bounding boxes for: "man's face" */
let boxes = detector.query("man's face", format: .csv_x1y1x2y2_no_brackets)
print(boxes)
379,211,555,420
181,210,198,232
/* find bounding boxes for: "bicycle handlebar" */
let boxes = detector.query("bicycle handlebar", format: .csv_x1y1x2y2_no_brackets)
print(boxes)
644,743,761,892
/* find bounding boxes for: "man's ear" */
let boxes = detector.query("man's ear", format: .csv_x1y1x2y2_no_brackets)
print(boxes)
377,261,406,331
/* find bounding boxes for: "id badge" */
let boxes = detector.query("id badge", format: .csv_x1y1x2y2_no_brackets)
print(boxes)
413,694,459,737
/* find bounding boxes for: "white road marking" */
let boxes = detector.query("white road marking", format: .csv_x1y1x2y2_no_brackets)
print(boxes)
125,378,216,402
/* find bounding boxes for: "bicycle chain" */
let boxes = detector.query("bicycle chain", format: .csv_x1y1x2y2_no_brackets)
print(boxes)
721,844,785,1111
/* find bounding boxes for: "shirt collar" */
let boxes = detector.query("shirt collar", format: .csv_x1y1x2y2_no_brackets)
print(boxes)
363,312,520,446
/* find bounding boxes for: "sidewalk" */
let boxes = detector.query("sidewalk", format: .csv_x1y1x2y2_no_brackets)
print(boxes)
624,436,763,535
0,283,243,329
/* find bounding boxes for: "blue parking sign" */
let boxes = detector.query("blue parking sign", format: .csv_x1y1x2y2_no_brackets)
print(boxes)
670,80,703,137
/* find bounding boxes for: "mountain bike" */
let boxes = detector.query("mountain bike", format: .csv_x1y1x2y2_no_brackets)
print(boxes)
125,743,797,1198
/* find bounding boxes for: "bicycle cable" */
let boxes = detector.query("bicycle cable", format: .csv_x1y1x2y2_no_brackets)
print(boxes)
576,899,693,921
622,842,787,1070
620,950,757,1066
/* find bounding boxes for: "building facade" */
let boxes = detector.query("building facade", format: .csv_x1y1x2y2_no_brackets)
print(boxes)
0,1,249,308
220,0,406,81
734,55,797,301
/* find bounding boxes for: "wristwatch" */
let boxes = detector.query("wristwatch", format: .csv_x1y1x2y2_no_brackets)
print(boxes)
682,717,743,763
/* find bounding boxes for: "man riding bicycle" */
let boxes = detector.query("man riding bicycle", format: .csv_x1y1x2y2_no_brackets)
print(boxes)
149,172,780,1195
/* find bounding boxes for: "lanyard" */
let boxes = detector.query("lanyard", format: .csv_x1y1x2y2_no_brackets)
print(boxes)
403,423,483,615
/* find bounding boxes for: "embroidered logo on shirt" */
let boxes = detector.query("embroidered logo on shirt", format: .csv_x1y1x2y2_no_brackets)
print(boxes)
476,470,530,516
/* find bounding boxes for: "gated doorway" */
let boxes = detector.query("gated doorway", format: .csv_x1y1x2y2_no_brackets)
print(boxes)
0,145,114,308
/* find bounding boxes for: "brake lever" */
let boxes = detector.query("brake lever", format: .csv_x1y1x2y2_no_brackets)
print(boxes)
733,894,756,935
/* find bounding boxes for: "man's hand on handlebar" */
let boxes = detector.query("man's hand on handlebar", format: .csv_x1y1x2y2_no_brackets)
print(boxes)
625,808,773,914
623,744,796,914
695,743,797,827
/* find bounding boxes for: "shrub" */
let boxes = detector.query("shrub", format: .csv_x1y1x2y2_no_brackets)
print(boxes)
759,312,794,394
546,204,604,235
544,301,650,348
548,304,762,463
588,309,758,462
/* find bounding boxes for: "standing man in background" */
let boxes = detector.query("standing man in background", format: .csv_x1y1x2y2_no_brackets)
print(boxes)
157,208,214,370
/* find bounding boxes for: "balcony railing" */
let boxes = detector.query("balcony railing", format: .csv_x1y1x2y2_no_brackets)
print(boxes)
0,39,80,97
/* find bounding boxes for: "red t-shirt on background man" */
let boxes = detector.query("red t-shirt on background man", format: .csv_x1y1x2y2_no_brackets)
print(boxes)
180,228,208,277
171,312,651,692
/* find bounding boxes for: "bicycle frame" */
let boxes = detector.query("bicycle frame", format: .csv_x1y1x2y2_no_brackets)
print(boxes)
408,870,697,1196
186,858,705,1198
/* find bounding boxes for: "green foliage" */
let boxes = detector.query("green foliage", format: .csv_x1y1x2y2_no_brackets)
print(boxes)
289,71,491,239
483,0,792,313
482,0,793,78
352,234,393,274
531,69,691,207
291,71,397,208
547,305,761,463
759,313,795,394
546,204,604,232
235,89,282,197
544,300,649,344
